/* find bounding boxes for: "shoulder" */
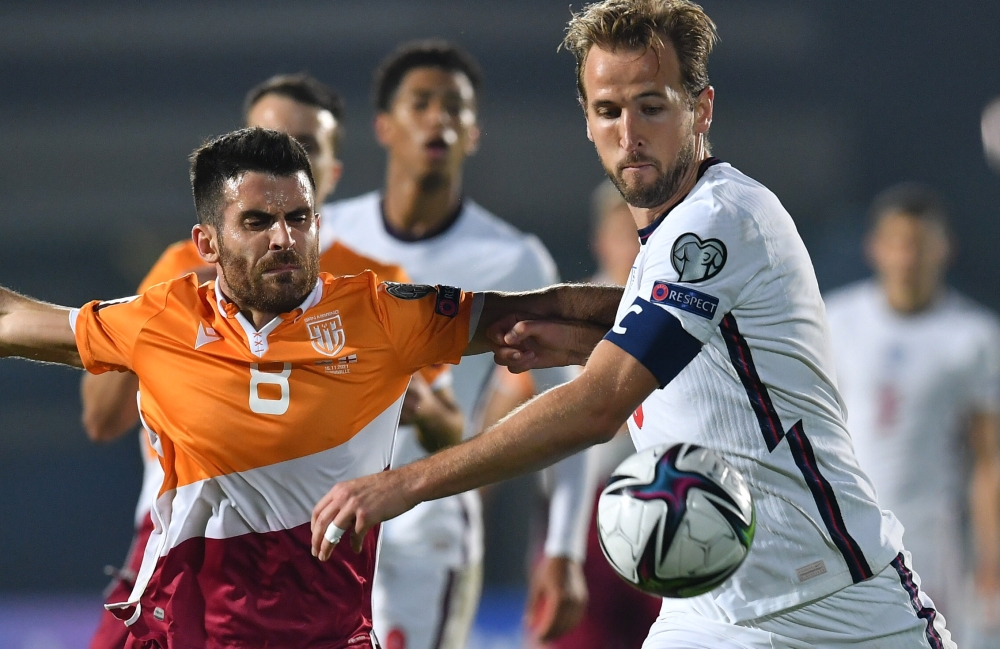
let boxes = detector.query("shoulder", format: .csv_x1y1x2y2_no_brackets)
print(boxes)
321,191,381,222
320,241,410,283
459,200,559,283
319,191,382,251
823,280,878,315
941,290,1000,340
139,239,205,292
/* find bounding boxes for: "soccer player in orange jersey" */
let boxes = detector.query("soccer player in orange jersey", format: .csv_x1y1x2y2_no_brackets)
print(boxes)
81,74,462,649
0,127,621,646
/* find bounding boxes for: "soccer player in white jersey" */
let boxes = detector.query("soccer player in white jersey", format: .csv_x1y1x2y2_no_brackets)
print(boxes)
321,41,593,647
826,183,1000,639
313,1,956,647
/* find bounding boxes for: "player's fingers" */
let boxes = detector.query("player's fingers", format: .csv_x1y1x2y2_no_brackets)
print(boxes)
318,510,355,562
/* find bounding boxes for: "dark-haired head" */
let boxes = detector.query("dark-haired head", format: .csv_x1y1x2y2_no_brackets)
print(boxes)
190,127,321,320
244,73,345,152
190,127,316,228
866,182,952,313
374,40,482,113
868,182,950,234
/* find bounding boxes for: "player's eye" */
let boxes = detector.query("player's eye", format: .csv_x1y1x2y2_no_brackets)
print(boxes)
641,104,666,116
596,106,621,119
244,217,268,230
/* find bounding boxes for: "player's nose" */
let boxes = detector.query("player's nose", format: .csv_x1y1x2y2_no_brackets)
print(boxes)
268,219,295,250
620,110,644,151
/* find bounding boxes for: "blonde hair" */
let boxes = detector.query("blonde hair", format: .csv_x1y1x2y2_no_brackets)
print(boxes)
562,0,718,104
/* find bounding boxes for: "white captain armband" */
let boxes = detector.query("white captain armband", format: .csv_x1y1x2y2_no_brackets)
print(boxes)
603,297,703,387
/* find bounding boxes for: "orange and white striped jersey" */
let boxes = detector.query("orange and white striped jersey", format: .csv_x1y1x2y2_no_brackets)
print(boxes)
73,272,475,647
129,239,448,528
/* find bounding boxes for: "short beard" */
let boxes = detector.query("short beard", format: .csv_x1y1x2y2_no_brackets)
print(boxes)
218,240,319,316
607,139,695,209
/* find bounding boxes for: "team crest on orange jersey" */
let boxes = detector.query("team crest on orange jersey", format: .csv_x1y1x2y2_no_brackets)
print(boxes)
306,311,346,357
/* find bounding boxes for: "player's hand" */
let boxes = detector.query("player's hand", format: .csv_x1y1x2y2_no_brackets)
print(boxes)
489,318,603,373
524,555,588,642
310,469,415,561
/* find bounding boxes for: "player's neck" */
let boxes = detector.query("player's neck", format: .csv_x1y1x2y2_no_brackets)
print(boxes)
215,273,279,330
382,161,463,239
882,281,941,314
628,151,710,230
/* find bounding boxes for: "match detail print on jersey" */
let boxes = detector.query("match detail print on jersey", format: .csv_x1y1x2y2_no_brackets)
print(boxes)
720,313,874,584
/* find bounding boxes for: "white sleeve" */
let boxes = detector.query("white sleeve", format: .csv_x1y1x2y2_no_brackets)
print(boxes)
542,447,596,561
635,198,767,344
971,318,1000,415
533,366,593,560
514,237,593,559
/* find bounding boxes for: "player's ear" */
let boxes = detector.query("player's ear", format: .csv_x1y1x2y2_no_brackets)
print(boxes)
192,223,220,264
586,119,594,143
465,123,481,156
694,86,714,136
328,159,344,195
374,113,393,149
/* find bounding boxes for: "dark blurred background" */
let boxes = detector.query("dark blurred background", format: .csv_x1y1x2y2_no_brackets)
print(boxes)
1,0,999,600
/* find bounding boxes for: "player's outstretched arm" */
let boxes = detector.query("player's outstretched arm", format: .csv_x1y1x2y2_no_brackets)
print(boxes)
467,283,624,360
80,372,140,442
310,339,657,559
0,286,81,367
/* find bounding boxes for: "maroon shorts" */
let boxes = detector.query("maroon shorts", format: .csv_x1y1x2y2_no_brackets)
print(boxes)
89,515,154,649
548,490,660,649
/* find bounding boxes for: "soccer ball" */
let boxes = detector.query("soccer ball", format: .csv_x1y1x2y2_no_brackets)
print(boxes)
597,443,755,598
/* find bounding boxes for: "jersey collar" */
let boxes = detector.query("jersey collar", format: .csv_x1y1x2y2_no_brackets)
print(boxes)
379,196,465,243
636,157,722,245
214,278,324,358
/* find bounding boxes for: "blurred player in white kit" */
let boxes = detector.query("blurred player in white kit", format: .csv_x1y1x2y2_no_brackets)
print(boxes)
826,183,1000,643
321,41,593,648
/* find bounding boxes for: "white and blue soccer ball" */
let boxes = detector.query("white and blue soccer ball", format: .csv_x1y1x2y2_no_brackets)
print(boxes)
597,443,755,598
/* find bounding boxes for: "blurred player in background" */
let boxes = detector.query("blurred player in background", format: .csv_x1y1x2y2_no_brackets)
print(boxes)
825,183,1000,642
479,180,657,649
81,73,462,649
322,40,593,648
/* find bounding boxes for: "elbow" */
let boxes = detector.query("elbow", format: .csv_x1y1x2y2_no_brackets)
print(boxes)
81,411,124,443
586,405,626,446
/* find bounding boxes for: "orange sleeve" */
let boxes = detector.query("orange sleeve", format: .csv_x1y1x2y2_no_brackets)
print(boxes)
373,281,474,374
74,281,173,374
138,241,207,293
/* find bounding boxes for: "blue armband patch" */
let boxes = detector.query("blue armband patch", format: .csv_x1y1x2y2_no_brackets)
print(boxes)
604,297,703,388
650,281,719,320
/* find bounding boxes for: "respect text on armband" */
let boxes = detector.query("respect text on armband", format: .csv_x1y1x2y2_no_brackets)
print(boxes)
650,281,719,320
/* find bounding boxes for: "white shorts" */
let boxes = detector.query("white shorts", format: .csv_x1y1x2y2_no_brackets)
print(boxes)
372,553,483,649
644,552,955,649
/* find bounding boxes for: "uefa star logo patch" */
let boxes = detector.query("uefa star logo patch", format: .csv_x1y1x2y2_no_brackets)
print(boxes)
671,232,727,283
384,282,435,300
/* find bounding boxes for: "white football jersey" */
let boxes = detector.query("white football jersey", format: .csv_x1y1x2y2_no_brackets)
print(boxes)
825,281,1000,602
607,160,903,621
322,192,589,565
